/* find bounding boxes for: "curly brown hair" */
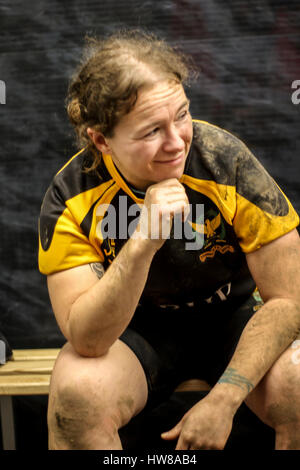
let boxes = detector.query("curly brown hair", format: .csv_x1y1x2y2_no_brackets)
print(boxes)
66,29,197,171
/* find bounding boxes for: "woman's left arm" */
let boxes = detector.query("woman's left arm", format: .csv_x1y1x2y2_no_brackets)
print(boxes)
217,228,300,399
161,228,300,450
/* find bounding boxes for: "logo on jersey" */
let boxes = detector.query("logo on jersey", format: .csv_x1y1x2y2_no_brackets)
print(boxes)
188,209,235,262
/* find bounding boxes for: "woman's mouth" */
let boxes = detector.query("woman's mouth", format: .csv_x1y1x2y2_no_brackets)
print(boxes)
154,152,185,166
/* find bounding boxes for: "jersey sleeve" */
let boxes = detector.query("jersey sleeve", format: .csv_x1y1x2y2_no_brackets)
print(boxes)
38,185,104,276
232,143,299,253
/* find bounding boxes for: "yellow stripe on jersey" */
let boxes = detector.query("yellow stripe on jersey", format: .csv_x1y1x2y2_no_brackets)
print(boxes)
181,171,299,253
55,148,86,176
234,192,299,253
102,153,144,205
180,174,236,226
66,178,115,224
38,205,103,275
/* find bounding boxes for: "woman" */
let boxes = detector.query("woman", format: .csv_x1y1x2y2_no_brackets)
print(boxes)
39,29,300,450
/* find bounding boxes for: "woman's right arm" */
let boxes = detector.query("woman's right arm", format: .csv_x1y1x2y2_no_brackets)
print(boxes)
47,178,189,358
47,236,157,357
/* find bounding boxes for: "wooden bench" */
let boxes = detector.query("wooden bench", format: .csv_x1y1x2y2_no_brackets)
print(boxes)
0,348,60,450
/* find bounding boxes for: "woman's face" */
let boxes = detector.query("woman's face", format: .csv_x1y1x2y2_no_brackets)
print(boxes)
95,80,193,190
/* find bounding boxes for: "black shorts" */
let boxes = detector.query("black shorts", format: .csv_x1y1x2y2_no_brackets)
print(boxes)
119,291,263,409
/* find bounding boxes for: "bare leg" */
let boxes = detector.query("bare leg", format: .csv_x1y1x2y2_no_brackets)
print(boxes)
245,336,300,450
48,339,148,450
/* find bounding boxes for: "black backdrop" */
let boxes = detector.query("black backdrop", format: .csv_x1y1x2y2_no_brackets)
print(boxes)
0,0,299,450
1,0,299,351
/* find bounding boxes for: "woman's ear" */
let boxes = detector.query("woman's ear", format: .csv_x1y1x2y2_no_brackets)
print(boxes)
87,128,111,153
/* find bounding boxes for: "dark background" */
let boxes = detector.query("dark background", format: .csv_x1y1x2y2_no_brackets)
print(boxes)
0,0,299,450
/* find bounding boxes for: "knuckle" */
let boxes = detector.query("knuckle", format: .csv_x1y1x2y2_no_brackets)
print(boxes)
146,185,155,198
182,429,194,443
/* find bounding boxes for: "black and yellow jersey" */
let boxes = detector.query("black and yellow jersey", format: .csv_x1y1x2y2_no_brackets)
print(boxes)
38,120,299,307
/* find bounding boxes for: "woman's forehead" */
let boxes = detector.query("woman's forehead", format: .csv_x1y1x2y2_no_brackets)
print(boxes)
128,81,187,122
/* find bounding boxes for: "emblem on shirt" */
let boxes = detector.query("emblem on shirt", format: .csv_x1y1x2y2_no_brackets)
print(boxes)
188,209,235,262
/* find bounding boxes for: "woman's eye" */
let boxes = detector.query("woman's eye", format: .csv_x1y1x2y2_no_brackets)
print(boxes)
145,127,159,138
178,110,188,120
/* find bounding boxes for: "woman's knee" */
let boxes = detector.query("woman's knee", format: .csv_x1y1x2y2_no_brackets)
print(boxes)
246,339,300,429
48,368,113,448
47,341,148,449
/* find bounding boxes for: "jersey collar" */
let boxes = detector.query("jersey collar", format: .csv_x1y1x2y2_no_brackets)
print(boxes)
102,153,145,204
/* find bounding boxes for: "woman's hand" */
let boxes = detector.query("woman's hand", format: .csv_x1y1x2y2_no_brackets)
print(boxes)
161,394,234,450
133,178,189,249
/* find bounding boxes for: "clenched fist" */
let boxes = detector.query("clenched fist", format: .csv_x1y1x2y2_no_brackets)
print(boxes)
133,178,190,249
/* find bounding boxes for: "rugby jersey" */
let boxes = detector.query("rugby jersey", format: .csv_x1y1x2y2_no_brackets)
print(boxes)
38,120,299,307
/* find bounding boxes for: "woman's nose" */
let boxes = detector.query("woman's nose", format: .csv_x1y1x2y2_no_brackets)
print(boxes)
162,126,185,153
